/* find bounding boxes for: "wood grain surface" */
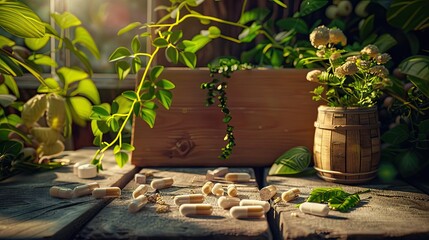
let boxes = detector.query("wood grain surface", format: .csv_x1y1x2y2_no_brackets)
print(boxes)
75,167,272,239
0,149,138,240
132,68,321,167
265,171,429,240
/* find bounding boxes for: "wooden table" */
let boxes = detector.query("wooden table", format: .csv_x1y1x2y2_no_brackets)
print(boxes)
265,171,429,240
1,149,428,240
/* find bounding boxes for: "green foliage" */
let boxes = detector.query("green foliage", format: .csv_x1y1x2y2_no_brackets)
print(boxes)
306,187,369,212
268,146,311,175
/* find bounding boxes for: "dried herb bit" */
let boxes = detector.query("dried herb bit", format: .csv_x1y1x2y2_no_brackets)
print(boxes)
306,187,370,212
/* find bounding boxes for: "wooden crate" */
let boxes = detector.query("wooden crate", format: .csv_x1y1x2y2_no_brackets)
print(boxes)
131,68,321,167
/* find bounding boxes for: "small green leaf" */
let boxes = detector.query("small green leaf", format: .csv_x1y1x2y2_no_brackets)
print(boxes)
239,7,270,24
117,22,142,36
121,143,135,152
381,124,409,145
156,89,173,109
141,108,156,128
109,47,132,62
122,90,138,100
110,118,119,132
152,37,169,48
74,26,100,59
57,67,88,86
114,151,128,168
300,0,328,16
180,51,197,68
133,101,141,116
150,66,164,81
72,79,100,104
115,60,131,80
132,57,142,73
156,79,175,90
0,1,45,38
169,30,183,44
68,96,93,124
29,54,57,67
114,145,121,154
51,11,81,29
92,105,110,118
131,36,141,53
165,46,179,64
25,35,50,51
208,26,221,38
268,146,311,175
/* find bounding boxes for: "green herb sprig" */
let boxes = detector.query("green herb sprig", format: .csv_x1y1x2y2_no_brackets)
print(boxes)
306,187,370,212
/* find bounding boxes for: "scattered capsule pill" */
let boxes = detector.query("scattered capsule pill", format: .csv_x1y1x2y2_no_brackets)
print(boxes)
174,194,205,206
201,181,214,195
150,177,174,190
132,184,148,199
212,167,229,177
227,184,238,197
50,186,73,199
259,185,277,201
230,206,265,219
225,172,251,182
281,188,301,202
73,162,85,175
73,182,100,198
239,199,270,213
77,164,97,179
134,173,146,184
211,183,224,196
299,202,329,217
217,196,240,209
128,195,148,213
179,203,213,217
92,187,121,198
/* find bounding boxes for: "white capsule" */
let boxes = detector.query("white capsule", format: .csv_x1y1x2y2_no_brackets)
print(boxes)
179,203,213,217
230,206,264,219
239,199,270,213
92,187,121,198
150,177,174,190
299,202,330,217
217,196,240,209
128,195,148,213
50,186,73,199
174,194,205,206
225,172,251,182
227,184,238,197
212,167,229,177
134,173,146,184
259,185,277,201
132,184,148,199
281,188,300,202
211,183,224,196
201,181,214,195
77,164,97,179
73,162,85,175
73,182,100,197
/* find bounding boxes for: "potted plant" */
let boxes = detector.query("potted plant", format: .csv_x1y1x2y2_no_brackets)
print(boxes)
304,25,392,184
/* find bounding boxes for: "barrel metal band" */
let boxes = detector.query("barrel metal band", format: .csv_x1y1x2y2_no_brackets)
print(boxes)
314,122,380,130
314,166,378,176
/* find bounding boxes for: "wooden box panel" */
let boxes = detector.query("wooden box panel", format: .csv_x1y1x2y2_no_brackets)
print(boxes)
131,68,321,167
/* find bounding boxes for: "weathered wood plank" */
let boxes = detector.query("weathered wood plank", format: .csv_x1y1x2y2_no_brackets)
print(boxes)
265,170,429,240
75,168,272,239
0,149,138,240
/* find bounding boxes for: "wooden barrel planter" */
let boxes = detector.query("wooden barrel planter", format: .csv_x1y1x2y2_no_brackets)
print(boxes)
313,105,380,184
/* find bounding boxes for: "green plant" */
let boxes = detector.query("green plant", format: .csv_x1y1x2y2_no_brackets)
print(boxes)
303,25,392,107
304,187,370,212
0,1,100,177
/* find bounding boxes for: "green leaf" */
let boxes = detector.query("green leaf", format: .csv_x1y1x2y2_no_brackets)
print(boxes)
359,15,375,41
37,77,60,93
74,26,100,59
399,55,429,98
72,79,100,104
182,34,212,53
180,51,197,68
0,139,23,156
169,30,183,44
276,18,308,34
121,143,135,152
150,65,164,81
208,26,221,38
268,146,311,175
132,57,142,73
91,106,110,120
373,34,397,53
300,0,328,16
113,144,121,154
329,194,360,212
395,151,426,177
117,22,142,35
24,35,50,51
239,7,270,24
156,89,173,109
0,94,16,107
67,96,93,124
110,118,119,132
141,108,156,128
156,79,175,90
0,54,22,76
381,124,410,145
273,0,287,8
152,37,169,48
109,47,132,62
165,46,179,64
131,36,141,53
238,23,261,43
57,67,88,86
28,54,57,67
114,151,128,168
387,0,429,31
122,90,139,100
3,74,19,97
51,11,81,29
0,1,45,38
115,61,131,81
